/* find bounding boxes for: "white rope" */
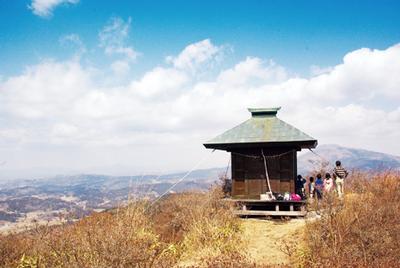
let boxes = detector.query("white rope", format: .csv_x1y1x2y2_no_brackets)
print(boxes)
261,149,272,194
149,150,215,207
232,152,260,159
232,150,295,160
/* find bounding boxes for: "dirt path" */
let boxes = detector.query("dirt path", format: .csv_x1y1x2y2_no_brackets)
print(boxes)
241,218,306,266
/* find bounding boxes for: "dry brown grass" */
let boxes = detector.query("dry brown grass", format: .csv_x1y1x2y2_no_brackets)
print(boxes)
149,189,260,267
301,171,400,268
0,187,254,268
1,172,399,268
1,203,166,268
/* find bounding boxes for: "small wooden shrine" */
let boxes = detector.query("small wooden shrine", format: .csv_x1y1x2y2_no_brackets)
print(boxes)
203,107,317,216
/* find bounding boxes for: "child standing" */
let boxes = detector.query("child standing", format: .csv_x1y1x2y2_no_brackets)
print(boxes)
296,174,307,198
308,176,315,199
315,174,324,199
324,173,334,193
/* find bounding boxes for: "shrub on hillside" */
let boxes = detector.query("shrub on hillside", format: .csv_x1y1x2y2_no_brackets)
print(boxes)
1,203,168,268
0,187,248,268
148,188,247,266
301,171,400,267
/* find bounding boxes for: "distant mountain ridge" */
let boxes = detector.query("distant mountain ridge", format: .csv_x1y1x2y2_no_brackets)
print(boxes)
1,144,399,230
1,145,399,189
1,145,398,190
297,144,400,174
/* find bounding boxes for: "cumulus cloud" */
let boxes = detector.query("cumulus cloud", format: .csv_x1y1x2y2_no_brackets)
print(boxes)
166,39,224,72
1,40,400,178
0,59,90,120
217,57,288,86
129,67,189,98
29,0,79,17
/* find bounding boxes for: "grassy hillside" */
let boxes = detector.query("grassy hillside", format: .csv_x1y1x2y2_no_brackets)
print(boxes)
0,172,399,267
0,188,255,268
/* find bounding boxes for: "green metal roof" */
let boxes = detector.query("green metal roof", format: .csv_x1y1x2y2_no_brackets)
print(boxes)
204,107,317,150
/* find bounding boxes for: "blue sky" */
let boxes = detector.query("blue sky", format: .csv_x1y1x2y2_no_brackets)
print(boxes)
0,1,400,179
1,1,400,76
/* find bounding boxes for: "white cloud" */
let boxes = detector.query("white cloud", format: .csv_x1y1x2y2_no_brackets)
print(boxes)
166,39,223,72
51,123,79,142
0,59,90,120
129,67,189,98
217,57,288,86
1,40,400,178
29,0,79,17
99,17,139,61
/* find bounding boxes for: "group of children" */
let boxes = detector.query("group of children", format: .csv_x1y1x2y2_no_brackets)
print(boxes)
296,160,349,200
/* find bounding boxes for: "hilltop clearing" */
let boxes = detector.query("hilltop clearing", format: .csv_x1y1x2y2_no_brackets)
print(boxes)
242,218,306,266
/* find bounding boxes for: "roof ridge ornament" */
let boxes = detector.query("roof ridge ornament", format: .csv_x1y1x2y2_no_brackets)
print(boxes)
248,107,281,117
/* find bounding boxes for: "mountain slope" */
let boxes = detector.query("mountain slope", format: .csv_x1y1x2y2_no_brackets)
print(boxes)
297,144,400,174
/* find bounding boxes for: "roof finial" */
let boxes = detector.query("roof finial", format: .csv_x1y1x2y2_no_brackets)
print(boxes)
248,107,281,117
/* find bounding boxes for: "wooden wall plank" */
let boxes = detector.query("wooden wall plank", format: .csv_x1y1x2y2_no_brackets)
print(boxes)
231,147,297,198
